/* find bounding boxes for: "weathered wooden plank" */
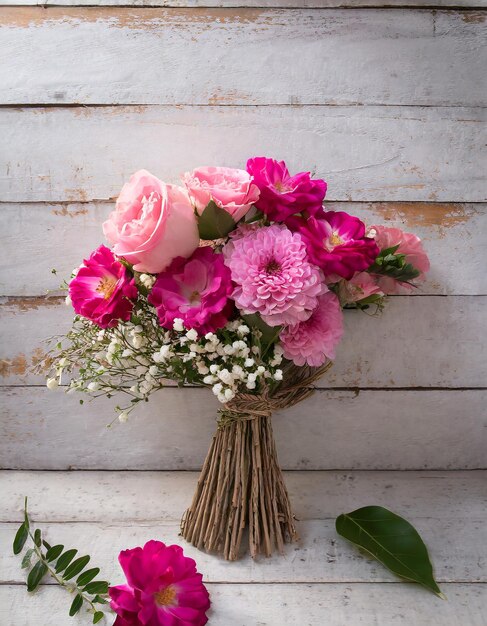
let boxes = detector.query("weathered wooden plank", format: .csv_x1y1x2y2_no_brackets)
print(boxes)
1,106,485,203
4,1,487,9
1,388,485,469
1,296,485,388
2,517,485,583
1,583,486,626
1,202,485,296
3,470,485,522
1,9,485,107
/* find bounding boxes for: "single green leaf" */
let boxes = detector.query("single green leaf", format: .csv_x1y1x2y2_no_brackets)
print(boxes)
24,498,29,529
83,581,109,595
27,561,48,592
55,548,78,573
13,522,29,555
93,595,109,604
46,544,64,562
34,529,42,547
42,539,52,551
21,548,35,569
69,594,84,617
76,567,100,586
243,313,281,346
93,611,105,624
197,200,236,240
63,555,90,580
336,505,444,598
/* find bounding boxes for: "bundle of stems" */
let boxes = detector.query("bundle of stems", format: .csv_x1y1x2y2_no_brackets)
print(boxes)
180,363,331,560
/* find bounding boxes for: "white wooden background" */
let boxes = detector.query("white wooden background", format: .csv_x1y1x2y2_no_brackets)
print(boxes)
0,2,486,625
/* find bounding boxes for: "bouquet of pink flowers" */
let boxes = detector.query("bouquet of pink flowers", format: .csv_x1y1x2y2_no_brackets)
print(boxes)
45,157,429,560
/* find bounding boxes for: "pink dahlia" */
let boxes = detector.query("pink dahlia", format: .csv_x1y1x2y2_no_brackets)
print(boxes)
223,224,324,327
148,246,233,335
370,225,430,294
287,211,379,280
280,292,344,367
246,157,327,221
68,245,138,328
109,540,210,626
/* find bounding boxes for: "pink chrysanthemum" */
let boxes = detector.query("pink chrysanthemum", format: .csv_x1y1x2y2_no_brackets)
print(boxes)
223,225,324,327
287,211,379,280
68,245,138,329
247,157,327,221
370,225,430,294
148,246,233,335
280,292,344,366
109,540,210,626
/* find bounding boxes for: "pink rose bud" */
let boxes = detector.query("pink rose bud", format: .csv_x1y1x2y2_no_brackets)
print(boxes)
103,170,199,274
182,166,260,223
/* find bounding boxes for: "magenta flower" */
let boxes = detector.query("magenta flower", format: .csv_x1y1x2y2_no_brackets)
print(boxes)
280,292,344,367
287,211,379,280
109,540,210,626
223,224,324,327
148,247,233,335
68,245,138,328
246,157,327,221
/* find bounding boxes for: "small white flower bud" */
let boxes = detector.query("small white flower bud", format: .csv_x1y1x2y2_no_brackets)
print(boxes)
87,382,99,392
173,318,184,332
185,328,198,341
118,411,129,423
46,377,58,390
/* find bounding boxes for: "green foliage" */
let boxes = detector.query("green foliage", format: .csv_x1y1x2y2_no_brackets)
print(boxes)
336,505,443,597
369,245,420,284
197,200,236,240
12,498,111,621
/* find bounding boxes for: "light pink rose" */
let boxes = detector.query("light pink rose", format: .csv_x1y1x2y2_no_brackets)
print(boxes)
371,225,430,294
338,272,383,305
103,170,199,274
182,166,260,222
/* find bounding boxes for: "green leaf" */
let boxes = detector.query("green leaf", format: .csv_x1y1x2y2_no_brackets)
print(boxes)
27,560,48,592
69,594,84,617
42,540,52,551
197,200,236,240
54,548,78,573
34,529,42,547
93,612,105,624
336,505,444,598
243,313,281,346
13,522,29,555
63,555,90,580
83,581,109,595
76,567,100,586
93,595,109,604
21,548,35,569
46,544,64,562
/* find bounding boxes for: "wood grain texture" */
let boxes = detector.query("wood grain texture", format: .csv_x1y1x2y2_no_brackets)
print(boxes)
1,202,485,296
1,295,485,387
2,583,486,626
1,106,485,203
1,388,486,469
3,470,486,522
4,1,487,8
2,517,486,583
1,8,485,106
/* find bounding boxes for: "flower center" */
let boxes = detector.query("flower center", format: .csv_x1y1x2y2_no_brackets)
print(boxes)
265,258,281,274
96,276,117,300
154,585,177,607
329,232,344,247
189,290,201,305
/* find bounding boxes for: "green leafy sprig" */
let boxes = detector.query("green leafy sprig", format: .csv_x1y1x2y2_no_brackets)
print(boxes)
368,245,420,284
13,498,110,624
